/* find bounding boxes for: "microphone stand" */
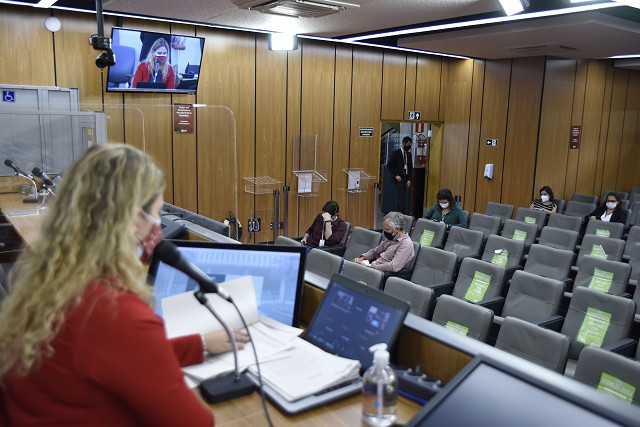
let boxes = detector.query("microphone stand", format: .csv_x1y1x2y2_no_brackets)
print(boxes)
194,290,255,403
12,172,38,203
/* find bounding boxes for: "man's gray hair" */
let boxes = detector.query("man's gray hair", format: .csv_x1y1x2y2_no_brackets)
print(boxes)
385,211,406,231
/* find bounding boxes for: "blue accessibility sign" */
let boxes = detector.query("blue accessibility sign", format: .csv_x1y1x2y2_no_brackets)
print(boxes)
2,91,15,103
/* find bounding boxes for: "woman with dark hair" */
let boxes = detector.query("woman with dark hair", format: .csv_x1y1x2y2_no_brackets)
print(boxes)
529,185,557,212
301,200,347,250
587,192,627,224
423,188,467,229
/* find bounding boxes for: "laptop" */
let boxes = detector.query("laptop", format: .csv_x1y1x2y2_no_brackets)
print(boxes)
255,273,410,414
147,240,306,327
136,82,167,89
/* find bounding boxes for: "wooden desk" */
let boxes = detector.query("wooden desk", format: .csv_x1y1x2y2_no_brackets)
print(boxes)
210,391,420,427
0,193,45,244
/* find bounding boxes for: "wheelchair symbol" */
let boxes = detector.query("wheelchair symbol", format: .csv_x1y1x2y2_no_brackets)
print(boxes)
3,91,15,103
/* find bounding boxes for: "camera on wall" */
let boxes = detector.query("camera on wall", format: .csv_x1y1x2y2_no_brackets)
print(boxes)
89,34,116,69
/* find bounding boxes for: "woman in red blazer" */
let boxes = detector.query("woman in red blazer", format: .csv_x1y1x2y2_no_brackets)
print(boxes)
132,37,176,89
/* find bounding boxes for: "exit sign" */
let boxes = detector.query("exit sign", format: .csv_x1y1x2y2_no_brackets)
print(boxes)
407,111,421,121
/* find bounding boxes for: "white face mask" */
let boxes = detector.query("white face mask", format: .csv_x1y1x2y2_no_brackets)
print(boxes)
606,201,617,209
540,195,549,203
439,202,449,209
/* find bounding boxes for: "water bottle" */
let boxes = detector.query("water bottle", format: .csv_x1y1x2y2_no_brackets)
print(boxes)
362,343,397,426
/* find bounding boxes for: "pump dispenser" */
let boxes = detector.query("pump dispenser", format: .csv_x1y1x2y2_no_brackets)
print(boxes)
362,343,398,426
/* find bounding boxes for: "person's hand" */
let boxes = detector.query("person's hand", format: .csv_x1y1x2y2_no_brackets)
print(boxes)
395,175,401,182
301,238,307,244
406,180,411,188
589,216,596,220
202,330,250,355
354,257,364,264
321,212,332,222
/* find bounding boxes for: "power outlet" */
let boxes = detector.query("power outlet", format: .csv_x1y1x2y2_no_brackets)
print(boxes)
248,218,262,233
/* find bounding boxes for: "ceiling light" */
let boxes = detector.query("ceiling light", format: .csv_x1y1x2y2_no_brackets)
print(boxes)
269,33,298,51
613,0,640,9
499,0,529,16
34,0,58,8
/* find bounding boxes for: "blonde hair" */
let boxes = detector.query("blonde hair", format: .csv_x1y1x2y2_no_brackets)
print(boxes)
0,144,165,377
145,38,171,81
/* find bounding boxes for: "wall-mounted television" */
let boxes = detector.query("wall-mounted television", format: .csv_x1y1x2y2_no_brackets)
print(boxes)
106,27,205,94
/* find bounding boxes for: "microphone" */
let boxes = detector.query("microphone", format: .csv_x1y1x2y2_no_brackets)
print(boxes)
32,167,55,186
154,61,159,82
4,159,32,179
154,241,231,301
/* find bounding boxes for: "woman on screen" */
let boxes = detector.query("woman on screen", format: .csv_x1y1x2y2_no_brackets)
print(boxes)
133,37,176,89
0,144,247,426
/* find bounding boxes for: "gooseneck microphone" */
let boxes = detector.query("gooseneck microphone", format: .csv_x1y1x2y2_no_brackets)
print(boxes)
4,159,32,179
154,61,160,82
31,167,55,186
154,240,231,301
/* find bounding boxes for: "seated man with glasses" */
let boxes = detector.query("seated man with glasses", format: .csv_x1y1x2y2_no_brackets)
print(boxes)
353,211,414,272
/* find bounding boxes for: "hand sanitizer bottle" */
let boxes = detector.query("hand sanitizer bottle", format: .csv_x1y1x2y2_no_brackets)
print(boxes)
362,343,398,426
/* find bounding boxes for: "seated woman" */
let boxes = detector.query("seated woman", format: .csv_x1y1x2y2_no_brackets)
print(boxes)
424,188,467,229
0,145,247,426
301,200,347,250
529,185,557,213
587,192,627,223
132,38,176,89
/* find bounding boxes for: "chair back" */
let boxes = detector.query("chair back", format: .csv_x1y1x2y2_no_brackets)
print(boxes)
576,235,625,267
495,316,570,373
485,202,514,223
410,246,457,288
403,214,416,234
554,198,566,214
109,45,136,86
411,218,446,248
468,213,502,239
584,219,624,240
384,277,434,318
575,346,640,406
275,235,303,246
624,226,640,259
452,258,506,304
340,261,384,290
502,270,564,323
431,294,493,342
573,256,631,295
629,243,640,288
500,219,537,247
602,190,629,202
560,287,635,360
538,226,579,252
564,201,596,218
514,207,547,233
443,227,484,259
546,212,582,233
342,227,382,261
306,248,343,279
524,244,574,281
571,193,598,204
481,234,525,269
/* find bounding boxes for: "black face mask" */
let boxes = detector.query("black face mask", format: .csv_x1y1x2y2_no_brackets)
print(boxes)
384,230,395,241
403,145,411,152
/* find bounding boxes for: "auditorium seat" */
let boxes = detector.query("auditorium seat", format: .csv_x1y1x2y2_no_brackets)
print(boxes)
546,212,582,233
628,242,640,287
480,234,525,282
523,244,574,291
575,235,625,268
563,201,596,219
443,227,484,263
431,294,493,342
602,190,629,203
495,316,570,373
623,226,640,261
342,227,381,261
306,248,343,281
410,218,446,248
500,219,537,251
384,277,434,318
537,226,579,252
275,235,303,246
485,202,514,224
451,258,506,312
571,193,598,204
569,255,631,298
583,219,624,240
468,213,502,240
340,260,384,290
407,246,458,298
514,207,547,235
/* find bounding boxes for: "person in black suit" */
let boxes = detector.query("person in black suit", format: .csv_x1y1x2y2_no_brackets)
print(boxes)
388,136,413,214
586,192,627,224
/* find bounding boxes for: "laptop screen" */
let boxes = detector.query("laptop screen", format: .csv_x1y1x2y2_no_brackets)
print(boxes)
148,240,306,326
304,274,410,370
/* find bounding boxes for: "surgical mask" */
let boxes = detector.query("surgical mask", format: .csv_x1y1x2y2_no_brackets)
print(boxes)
540,195,549,203
606,202,617,209
154,54,167,64
439,202,449,209
383,230,395,241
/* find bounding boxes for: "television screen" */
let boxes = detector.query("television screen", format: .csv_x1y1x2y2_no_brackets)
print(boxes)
106,27,205,94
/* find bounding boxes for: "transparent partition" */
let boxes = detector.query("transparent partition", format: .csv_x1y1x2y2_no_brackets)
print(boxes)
292,134,327,197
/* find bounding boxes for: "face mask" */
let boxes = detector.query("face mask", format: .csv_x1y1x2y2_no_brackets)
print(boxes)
606,202,617,209
439,202,449,209
383,230,396,241
540,195,549,203
155,54,167,64
137,223,163,263
403,145,411,152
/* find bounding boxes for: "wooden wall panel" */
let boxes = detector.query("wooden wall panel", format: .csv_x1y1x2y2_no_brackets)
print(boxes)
502,57,545,211
254,35,288,242
404,55,417,114
535,59,576,201
464,60,485,213
415,56,442,123
575,60,608,196
603,69,629,192
285,46,302,237
0,6,54,86
331,46,353,233
565,60,587,199
617,72,640,191
475,59,511,212
593,65,615,199
381,51,407,121
348,47,383,227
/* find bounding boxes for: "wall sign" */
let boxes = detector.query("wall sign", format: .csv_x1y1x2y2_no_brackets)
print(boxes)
570,125,581,149
2,91,15,103
173,104,194,134
485,138,498,146
407,111,421,120
359,127,374,137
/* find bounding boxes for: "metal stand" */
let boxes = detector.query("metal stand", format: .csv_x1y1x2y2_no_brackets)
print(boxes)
283,185,290,237
273,189,280,243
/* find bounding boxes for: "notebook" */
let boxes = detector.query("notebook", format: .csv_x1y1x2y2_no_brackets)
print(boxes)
253,273,410,414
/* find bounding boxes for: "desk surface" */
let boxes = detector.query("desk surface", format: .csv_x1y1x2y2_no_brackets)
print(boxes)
0,193,45,244
210,391,420,427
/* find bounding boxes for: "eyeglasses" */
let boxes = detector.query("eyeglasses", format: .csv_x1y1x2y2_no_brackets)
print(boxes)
141,209,161,226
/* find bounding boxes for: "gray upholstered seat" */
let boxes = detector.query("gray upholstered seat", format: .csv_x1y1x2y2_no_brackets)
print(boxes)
564,200,597,218
431,294,493,342
481,234,525,270
584,219,624,240
554,199,566,214
495,316,570,373
571,255,631,296
342,226,382,261
306,248,343,280
384,277,434,318
469,213,502,239
275,235,304,246
410,218,446,248
575,346,640,406
408,246,457,296
340,260,384,290
571,193,598,204
485,202,514,224
523,244,574,288
546,212,582,233
628,242,640,288
575,235,625,267
443,227,484,260
451,258,506,306
495,270,564,325
500,219,537,248
514,207,547,234
623,226,640,261
538,226,579,252
602,190,628,203
403,214,416,235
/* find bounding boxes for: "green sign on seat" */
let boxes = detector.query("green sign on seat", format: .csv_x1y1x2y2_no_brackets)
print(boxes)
589,268,614,293
445,321,469,336
464,271,492,303
420,229,435,247
597,372,636,405
576,307,611,347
